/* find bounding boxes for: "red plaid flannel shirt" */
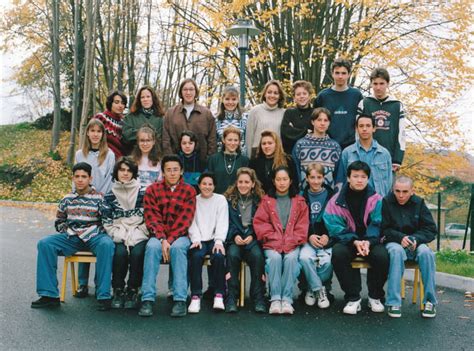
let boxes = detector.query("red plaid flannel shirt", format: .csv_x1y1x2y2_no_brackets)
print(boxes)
144,178,196,244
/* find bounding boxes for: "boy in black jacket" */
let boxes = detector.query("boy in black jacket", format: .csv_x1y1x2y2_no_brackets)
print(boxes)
381,175,438,318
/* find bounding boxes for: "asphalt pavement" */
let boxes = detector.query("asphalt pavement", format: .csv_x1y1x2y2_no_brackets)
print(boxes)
0,205,472,351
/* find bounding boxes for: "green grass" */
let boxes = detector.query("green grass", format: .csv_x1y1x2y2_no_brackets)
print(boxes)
436,249,474,278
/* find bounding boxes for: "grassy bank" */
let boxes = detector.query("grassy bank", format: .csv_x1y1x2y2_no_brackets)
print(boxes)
436,249,474,278
0,123,71,202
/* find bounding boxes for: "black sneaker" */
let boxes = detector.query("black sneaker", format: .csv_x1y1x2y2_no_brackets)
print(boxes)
254,300,267,314
74,285,89,298
138,301,154,317
225,298,238,313
31,296,60,309
96,299,112,311
111,288,125,309
124,288,138,309
170,301,187,317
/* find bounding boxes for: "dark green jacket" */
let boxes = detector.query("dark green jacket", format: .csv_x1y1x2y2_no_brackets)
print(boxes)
122,110,164,151
357,95,406,166
207,151,249,194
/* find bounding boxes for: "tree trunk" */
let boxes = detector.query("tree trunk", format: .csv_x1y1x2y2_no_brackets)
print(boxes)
50,0,61,152
67,0,81,164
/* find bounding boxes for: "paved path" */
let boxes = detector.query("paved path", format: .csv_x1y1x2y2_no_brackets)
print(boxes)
0,206,472,350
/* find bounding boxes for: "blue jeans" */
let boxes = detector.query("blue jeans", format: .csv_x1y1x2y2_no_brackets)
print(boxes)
141,237,190,302
36,233,114,299
78,263,91,286
299,243,333,292
265,248,301,303
386,242,438,307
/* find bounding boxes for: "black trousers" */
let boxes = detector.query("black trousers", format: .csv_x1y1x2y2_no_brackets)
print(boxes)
189,240,226,296
226,243,265,303
331,242,389,301
112,241,147,290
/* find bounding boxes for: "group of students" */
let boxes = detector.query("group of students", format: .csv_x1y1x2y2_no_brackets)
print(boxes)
31,58,438,319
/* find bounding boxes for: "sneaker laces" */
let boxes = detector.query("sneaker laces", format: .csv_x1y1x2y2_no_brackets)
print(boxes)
319,288,328,301
425,301,434,311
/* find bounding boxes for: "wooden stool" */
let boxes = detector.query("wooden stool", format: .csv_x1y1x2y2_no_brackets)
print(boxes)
401,261,424,310
239,261,246,307
60,251,96,302
351,258,424,310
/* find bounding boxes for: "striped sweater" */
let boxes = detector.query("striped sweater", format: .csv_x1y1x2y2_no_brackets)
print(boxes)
55,187,107,242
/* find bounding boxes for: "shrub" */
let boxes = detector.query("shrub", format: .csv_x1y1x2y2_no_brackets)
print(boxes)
32,109,73,131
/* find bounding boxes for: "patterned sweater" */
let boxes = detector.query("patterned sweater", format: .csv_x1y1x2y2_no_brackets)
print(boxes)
292,134,341,189
55,187,107,242
93,110,125,158
216,111,248,155
143,178,196,244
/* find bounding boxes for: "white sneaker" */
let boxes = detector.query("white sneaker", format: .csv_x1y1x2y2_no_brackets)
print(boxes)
167,290,173,298
269,300,282,314
317,287,330,309
281,301,294,315
368,297,385,313
305,291,316,306
213,295,225,311
343,299,361,315
188,296,201,313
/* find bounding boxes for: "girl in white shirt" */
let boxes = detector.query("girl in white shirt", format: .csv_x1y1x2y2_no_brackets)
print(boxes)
187,172,229,313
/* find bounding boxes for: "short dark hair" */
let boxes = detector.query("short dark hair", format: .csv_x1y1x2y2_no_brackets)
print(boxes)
106,90,128,111
311,107,331,122
198,171,216,185
370,67,390,83
179,130,199,152
113,156,138,181
331,58,352,73
72,162,92,176
347,161,371,178
356,113,375,127
268,165,299,198
161,154,183,172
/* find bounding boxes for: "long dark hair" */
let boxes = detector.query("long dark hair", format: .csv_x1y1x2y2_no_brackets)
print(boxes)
130,86,165,116
268,165,298,198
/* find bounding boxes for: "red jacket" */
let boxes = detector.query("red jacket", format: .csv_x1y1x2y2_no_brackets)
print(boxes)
254,195,309,253
144,178,196,244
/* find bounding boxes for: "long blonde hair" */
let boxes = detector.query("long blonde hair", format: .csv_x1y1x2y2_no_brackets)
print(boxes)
83,118,109,166
256,130,288,169
224,167,265,208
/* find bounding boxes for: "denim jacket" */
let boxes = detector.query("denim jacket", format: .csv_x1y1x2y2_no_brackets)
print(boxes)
337,140,392,197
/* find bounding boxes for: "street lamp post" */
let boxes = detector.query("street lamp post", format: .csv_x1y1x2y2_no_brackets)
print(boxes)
226,19,261,107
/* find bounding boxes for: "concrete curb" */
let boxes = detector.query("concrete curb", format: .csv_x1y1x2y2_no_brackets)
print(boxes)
404,269,474,292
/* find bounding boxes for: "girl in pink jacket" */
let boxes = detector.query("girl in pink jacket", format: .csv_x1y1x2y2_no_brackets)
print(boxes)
254,166,309,315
